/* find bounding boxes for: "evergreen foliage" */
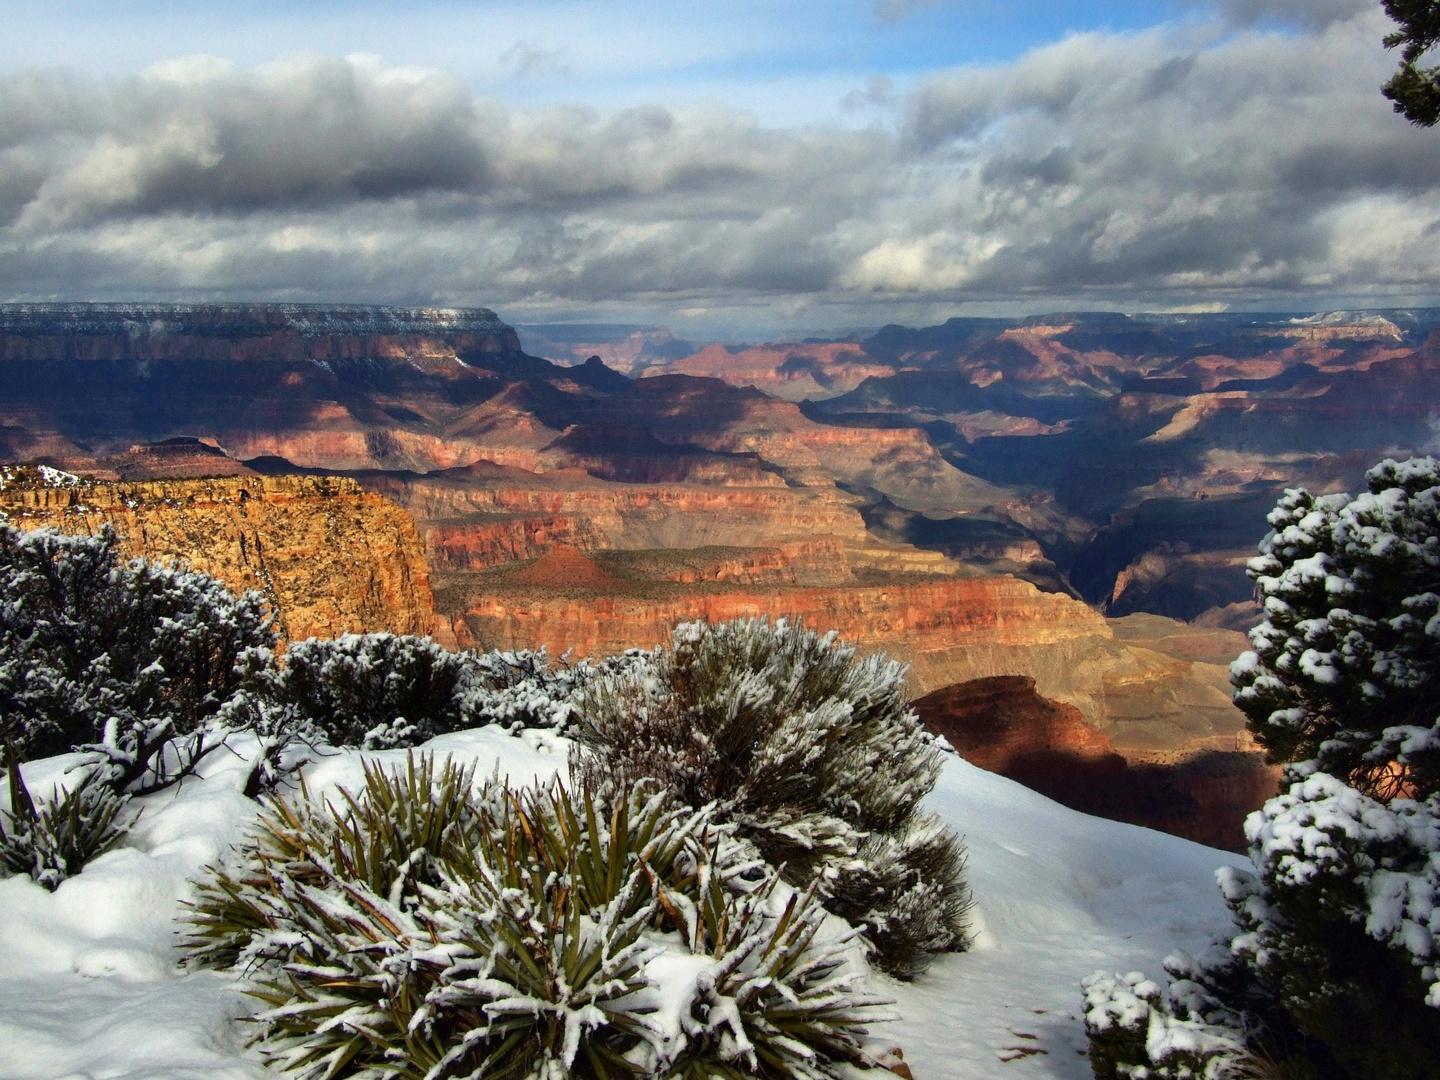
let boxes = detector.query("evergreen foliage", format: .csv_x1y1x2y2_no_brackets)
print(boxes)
1,747,132,890
185,755,887,1080
570,618,971,979
1084,458,1440,1080
0,524,276,793
1383,0,1440,126
1230,457,1440,799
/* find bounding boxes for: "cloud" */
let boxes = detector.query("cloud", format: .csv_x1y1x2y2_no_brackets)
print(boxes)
1213,0,1378,29
2,17,1439,320
499,41,574,79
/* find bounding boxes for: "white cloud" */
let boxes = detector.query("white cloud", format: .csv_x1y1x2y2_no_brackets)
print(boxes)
1,13,1438,322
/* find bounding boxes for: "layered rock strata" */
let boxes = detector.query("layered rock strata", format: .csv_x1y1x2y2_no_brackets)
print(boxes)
0,475,439,644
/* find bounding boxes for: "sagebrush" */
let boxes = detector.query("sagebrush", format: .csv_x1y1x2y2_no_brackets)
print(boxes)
571,617,971,978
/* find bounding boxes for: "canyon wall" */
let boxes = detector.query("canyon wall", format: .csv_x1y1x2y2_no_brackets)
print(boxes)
0,474,439,644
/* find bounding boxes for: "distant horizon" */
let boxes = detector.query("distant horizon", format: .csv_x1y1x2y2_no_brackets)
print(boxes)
4,297,1438,352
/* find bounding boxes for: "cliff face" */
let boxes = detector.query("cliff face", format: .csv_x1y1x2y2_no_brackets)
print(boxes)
358,462,875,570
0,475,439,644
452,565,1114,694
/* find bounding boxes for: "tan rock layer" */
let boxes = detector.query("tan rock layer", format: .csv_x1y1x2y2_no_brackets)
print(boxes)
0,476,441,645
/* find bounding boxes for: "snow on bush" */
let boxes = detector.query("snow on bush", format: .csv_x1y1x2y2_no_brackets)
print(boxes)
0,757,132,891
262,635,624,752
0,524,277,794
262,632,482,750
184,754,890,1080
570,617,971,979
1086,458,1440,1080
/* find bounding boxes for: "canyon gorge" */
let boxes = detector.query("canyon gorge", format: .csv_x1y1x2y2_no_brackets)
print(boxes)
7,302,1433,848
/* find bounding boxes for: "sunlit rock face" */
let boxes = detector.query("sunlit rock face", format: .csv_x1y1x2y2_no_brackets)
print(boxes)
0,473,441,645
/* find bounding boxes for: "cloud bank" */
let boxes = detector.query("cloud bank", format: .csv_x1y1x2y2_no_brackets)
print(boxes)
1,7,1438,325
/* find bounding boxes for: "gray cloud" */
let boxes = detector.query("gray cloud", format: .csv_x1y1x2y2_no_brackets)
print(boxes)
2,16,1439,321
1214,0,1377,29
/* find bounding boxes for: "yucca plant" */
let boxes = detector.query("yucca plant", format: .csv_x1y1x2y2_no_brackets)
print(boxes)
185,754,887,1080
1,740,132,890
651,843,888,1080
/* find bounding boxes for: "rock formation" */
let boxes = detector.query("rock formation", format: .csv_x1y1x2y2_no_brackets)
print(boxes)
0,474,439,644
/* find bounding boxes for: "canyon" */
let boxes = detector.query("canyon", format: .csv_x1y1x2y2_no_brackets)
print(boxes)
14,302,1421,848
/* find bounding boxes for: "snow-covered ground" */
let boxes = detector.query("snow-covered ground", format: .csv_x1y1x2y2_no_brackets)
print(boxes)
0,730,1245,1080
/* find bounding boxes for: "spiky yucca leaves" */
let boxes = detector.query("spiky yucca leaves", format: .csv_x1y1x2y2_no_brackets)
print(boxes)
186,755,884,1080
651,846,887,1080
0,760,132,891
572,618,970,978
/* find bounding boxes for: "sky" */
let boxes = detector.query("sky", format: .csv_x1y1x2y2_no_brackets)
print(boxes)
0,0,1437,338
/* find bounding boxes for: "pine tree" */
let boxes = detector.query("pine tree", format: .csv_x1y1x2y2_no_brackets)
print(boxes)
1085,458,1440,1080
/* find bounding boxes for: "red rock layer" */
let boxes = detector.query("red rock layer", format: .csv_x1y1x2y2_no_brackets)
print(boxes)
455,574,1111,681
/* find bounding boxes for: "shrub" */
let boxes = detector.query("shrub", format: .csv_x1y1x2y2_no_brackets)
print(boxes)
1084,458,1440,1080
570,617,971,979
263,633,479,750
185,755,887,1080
0,524,277,793
1,748,132,890
263,637,609,752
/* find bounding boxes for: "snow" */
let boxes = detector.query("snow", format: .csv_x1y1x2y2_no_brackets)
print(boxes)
0,734,1245,1080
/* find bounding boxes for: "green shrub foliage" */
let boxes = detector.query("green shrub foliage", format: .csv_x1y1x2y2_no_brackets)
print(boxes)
571,617,971,979
1,750,132,890
262,636,608,752
0,524,276,792
185,754,888,1080
1085,458,1440,1080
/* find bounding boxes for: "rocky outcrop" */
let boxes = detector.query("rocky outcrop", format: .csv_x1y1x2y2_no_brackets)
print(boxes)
451,566,1115,695
0,475,440,644
914,675,1281,851
914,676,1120,769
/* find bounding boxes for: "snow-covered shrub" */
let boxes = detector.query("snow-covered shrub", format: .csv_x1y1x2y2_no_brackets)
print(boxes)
263,633,479,749
265,637,603,749
0,524,276,793
570,617,971,978
1082,947,1313,1080
1218,775,1440,1079
1,756,132,891
465,646,612,733
185,755,887,1080
1085,458,1440,1080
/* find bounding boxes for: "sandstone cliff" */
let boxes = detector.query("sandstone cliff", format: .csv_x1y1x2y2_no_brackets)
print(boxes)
0,474,439,644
